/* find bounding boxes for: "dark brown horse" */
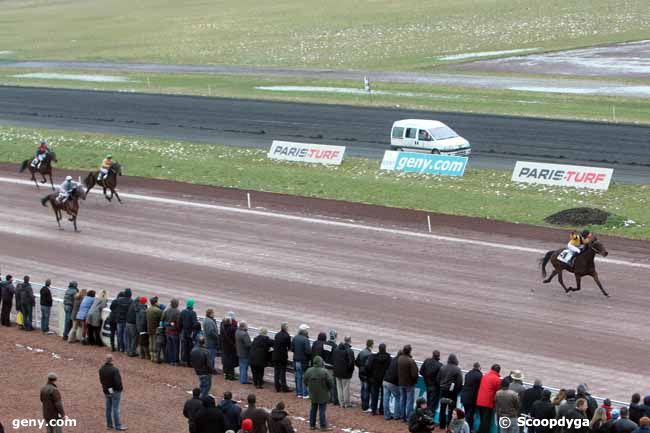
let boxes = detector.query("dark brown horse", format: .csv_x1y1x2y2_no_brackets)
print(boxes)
19,151,57,190
84,162,122,203
41,186,86,232
541,238,610,296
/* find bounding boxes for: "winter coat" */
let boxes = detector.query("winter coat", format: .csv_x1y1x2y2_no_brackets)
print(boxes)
331,342,355,379
476,369,502,408
161,306,181,335
448,419,470,433
495,389,520,418
235,328,252,358
250,335,273,368
40,383,65,421
631,427,650,433
509,381,526,398
530,398,556,433
135,303,148,333
268,409,295,433
203,317,219,349
558,398,577,420
520,384,544,414
419,357,443,389
146,304,162,336
291,333,311,363
311,334,327,360
40,285,53,307
114,289,132,323
107,300,118,325
75,295,94,321
562,408,589,433
576,391,598,420
180,307,198,338
62,285,78,307
383,355,399,385
191,345,213,376
241,405,269,433
366,351,391,385
15,282,35,308
612,419,640,433
272,330,291,364
355,347,372,381
408,407,435,433
0,280,15,302
322,339,336,366
183,397,204,430
126,300,137,325
304,356,333,404
397,353,418,387
437,354,462,393
87,297,108,327
70,295,83,321
99,362,123,394
195,404,226,433
220,321,237,359
461,368,483,406
218,399,242,432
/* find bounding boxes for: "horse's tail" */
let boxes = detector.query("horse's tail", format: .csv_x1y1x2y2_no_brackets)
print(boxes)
541,250,554,278
19,160,29,172
84,172,95,190
41,195,50,207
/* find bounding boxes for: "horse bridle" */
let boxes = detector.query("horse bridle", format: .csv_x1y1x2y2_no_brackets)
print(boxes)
589,240,604,255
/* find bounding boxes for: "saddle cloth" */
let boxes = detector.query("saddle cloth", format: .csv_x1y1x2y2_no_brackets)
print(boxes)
557,249,573,264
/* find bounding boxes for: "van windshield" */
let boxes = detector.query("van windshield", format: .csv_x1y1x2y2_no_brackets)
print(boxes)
430,126,458,140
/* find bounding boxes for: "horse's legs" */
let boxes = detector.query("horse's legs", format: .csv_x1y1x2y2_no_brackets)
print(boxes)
114,189,122,203
49,172,55,190
52,204,61,229
573,275,582,292
40,172,47,184
31,171,39,189
557,271,572,293
543,270,558,284
103,186,112,202
591,272,610,297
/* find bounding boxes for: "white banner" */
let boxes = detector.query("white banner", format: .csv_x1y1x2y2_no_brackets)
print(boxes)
511,161,613,190
268,140,345,165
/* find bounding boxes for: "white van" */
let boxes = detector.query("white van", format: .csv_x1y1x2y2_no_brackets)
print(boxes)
390,119,471,156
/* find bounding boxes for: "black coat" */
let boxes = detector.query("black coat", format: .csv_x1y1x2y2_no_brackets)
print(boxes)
461,368,483,406
99,363,123,394
191,345,213,376
195,405,226,433
218,399,241,432
272,330,291,364
521,385,544,414
419,357,442,389
311,339,326,360
383,355,399,385
180,308,198,337
250,335,273,367
322,340,336,365
183,397,204,428
40,286,53,307
529,399,556,433
114,292,132,323
126,301,137,324
366,351,391,385
437,355,463,393
331,343,355,379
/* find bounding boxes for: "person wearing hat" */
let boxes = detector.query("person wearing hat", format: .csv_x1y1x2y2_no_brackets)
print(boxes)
407,397,434,433
61,281,78,340
238,418,254,433
508,370,526,398
304,356,335,431
98,154,114,182
180,298,199,367
323,329,339,405
56,175,79,203
291,324,311,398
40,373,65,433
32,140,50,169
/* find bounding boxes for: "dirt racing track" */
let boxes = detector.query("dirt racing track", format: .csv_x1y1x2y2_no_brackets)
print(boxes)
0,165,648,401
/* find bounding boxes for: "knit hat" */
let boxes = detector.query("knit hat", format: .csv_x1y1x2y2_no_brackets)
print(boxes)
611,410,620,420
186,298,195,308
139,296,148,305
242,419,253,431
47,372,58,381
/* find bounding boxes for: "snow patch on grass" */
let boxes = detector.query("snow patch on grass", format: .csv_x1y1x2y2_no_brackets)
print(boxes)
12,72,132,83
509,85,650,97
436,48,540,61
256,85,461,100
0,50,14,55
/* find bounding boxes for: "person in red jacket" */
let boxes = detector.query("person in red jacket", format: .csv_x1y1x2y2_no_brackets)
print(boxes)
476,364,502,433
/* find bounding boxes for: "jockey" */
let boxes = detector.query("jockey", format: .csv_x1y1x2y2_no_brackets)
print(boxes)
31,140,50,169
97,154,113,182
57,175,78,203
566,229,592,264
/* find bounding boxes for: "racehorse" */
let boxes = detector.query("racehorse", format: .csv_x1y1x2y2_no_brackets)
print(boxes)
40,186,86,232
540,237,610,297
19,151,58,190
84,161,123,203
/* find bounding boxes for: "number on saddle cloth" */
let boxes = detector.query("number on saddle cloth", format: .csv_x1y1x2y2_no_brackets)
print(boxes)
558,249,573,264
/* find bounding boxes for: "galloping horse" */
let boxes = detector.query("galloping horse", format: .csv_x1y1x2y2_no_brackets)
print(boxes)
84,161,123,203
19,151,58,190
41,186,86,232
541,237,610,296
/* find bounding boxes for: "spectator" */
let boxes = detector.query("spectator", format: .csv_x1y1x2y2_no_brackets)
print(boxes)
366,343,391,416
495,380,519,433
250,327,273,389
564,398,589,433
408,397,434,433
135,297,149,359
383,350,401,421
520,379,544,415
87,289,108,346
508,371,526,398
184,388,204,433
114,288,133,352
476,364,502,433
194,395,226,433
40,372,65,433
530,389,556,433
629,394,643,424
61,281,78,339
107,298,118,351
553,389,567,409
99,354,126,431
449,408,471,433
639,397,650,420
268,401,295,433
461,362,483,432
39,279,53,334
420,350,443,416
180,298,199,367
323,329,339,405
398,345,419,422
303,355,334,431
125,293,139,357
241,394,269,433
606,410,622,433
239,419,254,433
68,289,86,343
438,353,463,430
356,339,374,412
272,322,291,393
162,298,181,365
236,321,252,384
613,407,639,433
191,336,214,398
0,275,15,327
219,392,242,432
332,335,355,408
146,297,163,362
291,324,311,398
592,407,609,433
558,389,577,420
15,275,35,331
577,384,598,420
203,309,220,372
632,418,650,433
601,399,613,421
76,290,95,344
220,316,238,381
155,313,166,363
311,332,327,359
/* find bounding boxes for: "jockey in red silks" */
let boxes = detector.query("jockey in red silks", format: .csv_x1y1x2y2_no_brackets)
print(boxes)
32,140,50,169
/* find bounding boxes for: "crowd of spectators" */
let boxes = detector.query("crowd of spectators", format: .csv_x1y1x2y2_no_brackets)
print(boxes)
1,275,650,433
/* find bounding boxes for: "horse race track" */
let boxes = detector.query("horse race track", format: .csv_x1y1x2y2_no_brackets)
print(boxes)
0,164,648,401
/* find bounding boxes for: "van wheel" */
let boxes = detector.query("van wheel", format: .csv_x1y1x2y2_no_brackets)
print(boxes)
394,147,403,152
431,149,440,155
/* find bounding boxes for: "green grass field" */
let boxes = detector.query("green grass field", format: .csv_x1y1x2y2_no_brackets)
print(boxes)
1,124,648,239
3,68,649,124
1,0,649,69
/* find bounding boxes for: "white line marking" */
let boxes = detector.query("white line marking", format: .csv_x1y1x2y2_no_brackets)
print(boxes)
2,176,648,269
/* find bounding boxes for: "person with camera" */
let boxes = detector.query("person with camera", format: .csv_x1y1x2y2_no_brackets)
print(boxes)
409,397,435,433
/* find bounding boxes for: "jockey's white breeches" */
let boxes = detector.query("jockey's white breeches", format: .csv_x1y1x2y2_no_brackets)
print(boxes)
567,243,581,254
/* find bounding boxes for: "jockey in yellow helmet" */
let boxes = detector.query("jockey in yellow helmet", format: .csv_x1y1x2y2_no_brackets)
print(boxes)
565,229,592,264
97,154,114,182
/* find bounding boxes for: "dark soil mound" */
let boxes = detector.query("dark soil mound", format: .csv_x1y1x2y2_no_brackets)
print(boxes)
545,207,610,226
